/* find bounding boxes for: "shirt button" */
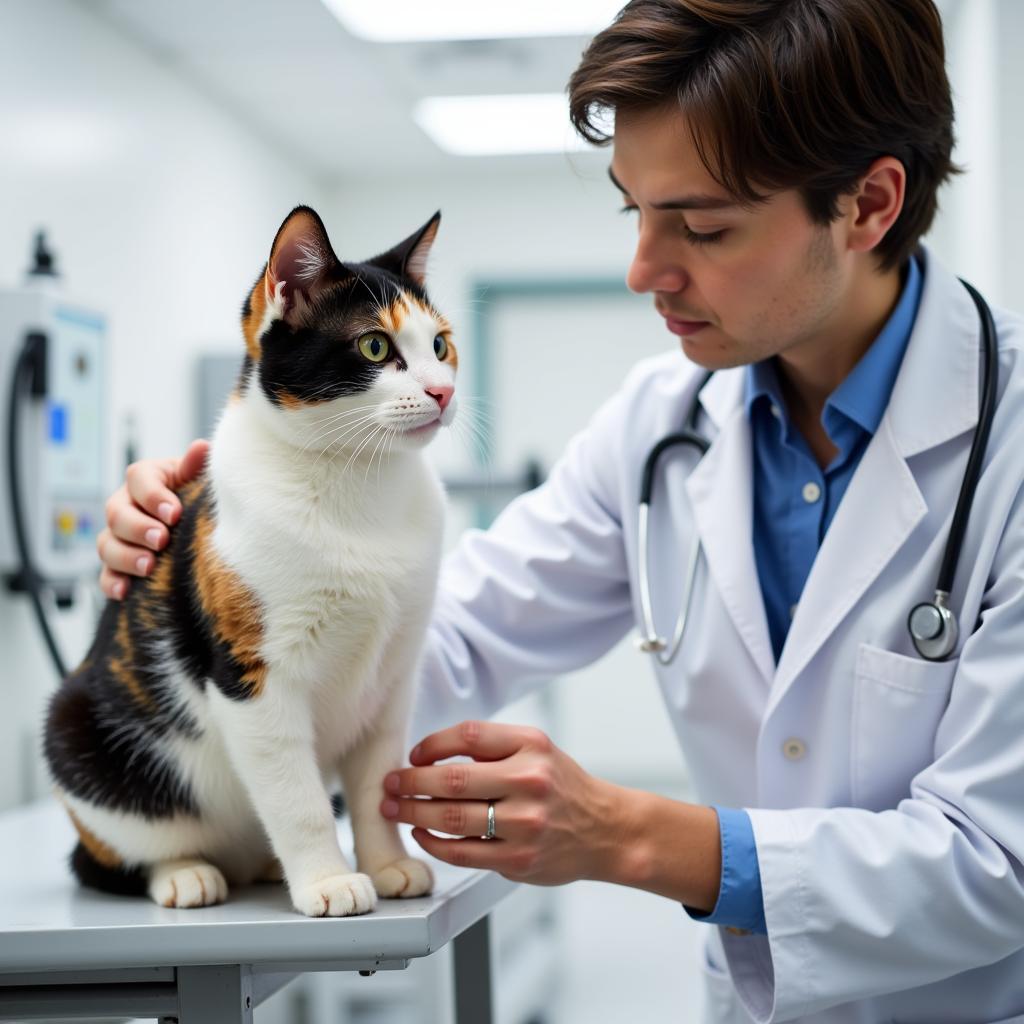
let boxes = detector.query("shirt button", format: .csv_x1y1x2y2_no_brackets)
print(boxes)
770,404,782,420
802,482,821,504
783,738,807,761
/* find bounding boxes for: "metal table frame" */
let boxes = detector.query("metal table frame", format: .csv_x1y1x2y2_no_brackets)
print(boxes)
0,803,512,1022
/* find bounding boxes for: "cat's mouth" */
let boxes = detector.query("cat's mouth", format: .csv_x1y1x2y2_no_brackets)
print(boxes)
402,417,441,436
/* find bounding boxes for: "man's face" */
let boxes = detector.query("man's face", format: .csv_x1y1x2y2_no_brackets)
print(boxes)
611,105,851,371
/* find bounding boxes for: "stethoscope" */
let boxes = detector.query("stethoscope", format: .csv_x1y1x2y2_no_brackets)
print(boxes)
637,278,999,665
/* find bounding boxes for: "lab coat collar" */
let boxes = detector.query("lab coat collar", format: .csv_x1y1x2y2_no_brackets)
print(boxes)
886,245,981,458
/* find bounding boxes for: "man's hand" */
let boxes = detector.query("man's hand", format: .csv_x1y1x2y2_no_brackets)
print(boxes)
97,439,209,599
380,720,721,908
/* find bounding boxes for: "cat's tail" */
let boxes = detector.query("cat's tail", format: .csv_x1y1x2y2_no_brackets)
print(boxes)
70,841,148,897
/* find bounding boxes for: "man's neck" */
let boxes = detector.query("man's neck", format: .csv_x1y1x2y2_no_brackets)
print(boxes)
775,260,904,466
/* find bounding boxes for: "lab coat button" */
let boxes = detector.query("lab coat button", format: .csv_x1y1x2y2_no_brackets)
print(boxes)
783,738,807,760
802,482,821,503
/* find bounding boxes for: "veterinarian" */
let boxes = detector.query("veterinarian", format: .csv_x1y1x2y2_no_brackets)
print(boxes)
94,1,1024,1020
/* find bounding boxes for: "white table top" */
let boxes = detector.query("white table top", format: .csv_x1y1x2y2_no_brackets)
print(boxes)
0,801,514,975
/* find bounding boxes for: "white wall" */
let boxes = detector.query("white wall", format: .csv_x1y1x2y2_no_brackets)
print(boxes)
0,0,326,810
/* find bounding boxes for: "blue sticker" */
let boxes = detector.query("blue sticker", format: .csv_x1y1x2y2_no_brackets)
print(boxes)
49,403,68,443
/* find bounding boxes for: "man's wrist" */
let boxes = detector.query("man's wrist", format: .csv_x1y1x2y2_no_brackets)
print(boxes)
595,783,721,909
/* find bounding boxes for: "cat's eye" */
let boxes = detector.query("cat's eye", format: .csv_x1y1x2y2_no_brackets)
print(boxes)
433,334,448,360
357,333,390,363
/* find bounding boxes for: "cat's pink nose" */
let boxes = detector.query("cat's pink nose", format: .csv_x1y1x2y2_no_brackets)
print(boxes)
426,385,453,412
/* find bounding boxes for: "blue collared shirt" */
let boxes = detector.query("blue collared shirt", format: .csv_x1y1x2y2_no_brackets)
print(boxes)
688,255,924,934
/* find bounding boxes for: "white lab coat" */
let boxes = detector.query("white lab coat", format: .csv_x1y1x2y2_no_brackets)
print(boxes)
410,246,1024,1023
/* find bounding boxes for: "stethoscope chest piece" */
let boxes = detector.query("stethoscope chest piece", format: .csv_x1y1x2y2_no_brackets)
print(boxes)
908,592,959,661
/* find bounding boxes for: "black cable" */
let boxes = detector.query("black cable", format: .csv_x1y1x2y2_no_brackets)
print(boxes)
6,332,68,679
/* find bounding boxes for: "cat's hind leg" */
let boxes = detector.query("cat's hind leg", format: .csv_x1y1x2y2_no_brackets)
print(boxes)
148,859,228,908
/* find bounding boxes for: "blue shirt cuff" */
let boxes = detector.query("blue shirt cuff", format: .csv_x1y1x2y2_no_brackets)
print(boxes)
684,806,767,935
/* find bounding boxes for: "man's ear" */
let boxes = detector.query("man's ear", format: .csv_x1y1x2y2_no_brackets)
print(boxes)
847,157,905,256
265,206,343,324
367,211,441,287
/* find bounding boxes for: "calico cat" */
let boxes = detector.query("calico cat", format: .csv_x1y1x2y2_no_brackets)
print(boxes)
44,205,457,917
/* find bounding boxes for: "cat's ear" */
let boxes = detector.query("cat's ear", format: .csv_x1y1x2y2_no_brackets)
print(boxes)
368,212,441,287
265,206,342,323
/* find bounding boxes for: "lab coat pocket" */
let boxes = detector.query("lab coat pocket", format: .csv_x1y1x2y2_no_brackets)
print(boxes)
851,643,957,812
698,930,740,1023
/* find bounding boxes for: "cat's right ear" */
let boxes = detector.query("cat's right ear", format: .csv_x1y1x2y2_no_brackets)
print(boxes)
265,206,343,325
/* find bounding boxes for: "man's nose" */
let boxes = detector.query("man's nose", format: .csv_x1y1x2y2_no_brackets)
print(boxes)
626,231,688,295
426,385,453,412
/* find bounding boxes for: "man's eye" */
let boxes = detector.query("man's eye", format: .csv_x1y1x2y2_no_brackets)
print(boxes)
682,226,726,245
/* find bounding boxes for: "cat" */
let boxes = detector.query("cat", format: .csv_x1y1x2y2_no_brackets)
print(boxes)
43,205,457,917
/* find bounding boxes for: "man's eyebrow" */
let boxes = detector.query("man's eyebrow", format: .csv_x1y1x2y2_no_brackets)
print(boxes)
607,166,737,212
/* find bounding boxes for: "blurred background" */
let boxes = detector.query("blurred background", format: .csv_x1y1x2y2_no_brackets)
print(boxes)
0,0,1020,1021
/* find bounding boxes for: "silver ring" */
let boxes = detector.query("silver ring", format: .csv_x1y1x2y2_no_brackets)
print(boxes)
485,801,496,840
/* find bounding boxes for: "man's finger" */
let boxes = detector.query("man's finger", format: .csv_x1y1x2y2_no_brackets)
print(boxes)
386,761,513,800
410,828,511,871
177,439,210,485
125,459,185,526
382,796,493,838
97,530,156,577
99,567,130,601
411,720,544,766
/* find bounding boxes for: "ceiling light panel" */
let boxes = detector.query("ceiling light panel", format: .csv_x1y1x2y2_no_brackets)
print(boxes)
321,0,624,42
414,94,596,156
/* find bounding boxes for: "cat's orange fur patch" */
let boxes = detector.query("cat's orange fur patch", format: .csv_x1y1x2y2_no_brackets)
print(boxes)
242,268,269,361
380,295,408,336
66,806,123,869
191,505,267,698
109,611,157,711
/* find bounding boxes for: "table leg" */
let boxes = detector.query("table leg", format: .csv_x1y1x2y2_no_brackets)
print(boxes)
175,964,254,1023
452,914,494,1024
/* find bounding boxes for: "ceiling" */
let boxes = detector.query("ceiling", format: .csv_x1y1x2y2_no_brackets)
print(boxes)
76,0,604,183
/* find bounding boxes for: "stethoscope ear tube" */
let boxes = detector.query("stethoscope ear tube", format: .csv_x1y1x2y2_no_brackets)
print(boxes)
636,429,711,663
909,279,998,661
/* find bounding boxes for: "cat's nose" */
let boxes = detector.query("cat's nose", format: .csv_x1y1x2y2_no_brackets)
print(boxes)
425,385,453,412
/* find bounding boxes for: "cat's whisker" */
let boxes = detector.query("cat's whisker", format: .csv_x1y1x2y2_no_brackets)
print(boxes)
341,424,385,476
301,411,381,456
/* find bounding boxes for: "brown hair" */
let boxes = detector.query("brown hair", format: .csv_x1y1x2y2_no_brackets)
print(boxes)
568,0,960,271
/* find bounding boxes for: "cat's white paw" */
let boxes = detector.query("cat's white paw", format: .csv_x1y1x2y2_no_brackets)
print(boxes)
149,861,228,908
291,872,377,917
372,857,434,898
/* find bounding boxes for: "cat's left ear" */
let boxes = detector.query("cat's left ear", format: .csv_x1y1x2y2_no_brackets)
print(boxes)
265,206,341,323
368,212,441,287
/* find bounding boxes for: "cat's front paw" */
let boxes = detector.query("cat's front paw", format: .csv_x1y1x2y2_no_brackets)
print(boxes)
149,861,228,908
291,872,377,917
372,857,434,899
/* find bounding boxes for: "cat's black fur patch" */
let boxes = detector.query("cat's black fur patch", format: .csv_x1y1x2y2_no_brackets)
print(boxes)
70,841,148,897
257,262,415,407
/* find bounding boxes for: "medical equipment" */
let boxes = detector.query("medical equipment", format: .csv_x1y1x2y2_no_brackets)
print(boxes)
2,232,106,677
636,279,998,665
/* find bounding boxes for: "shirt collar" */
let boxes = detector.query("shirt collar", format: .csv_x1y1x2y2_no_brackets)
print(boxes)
743,254,924,438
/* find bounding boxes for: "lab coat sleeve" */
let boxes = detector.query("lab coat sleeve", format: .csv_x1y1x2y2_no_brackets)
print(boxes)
409,378,637,740
723,486,1024,1022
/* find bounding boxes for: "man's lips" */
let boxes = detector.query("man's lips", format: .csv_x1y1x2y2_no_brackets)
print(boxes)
662,314,711,336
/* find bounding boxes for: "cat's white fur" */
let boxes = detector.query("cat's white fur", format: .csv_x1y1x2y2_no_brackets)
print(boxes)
61,280,457,917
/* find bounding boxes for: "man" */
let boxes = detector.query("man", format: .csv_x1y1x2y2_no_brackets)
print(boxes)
98,1,1024,1020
